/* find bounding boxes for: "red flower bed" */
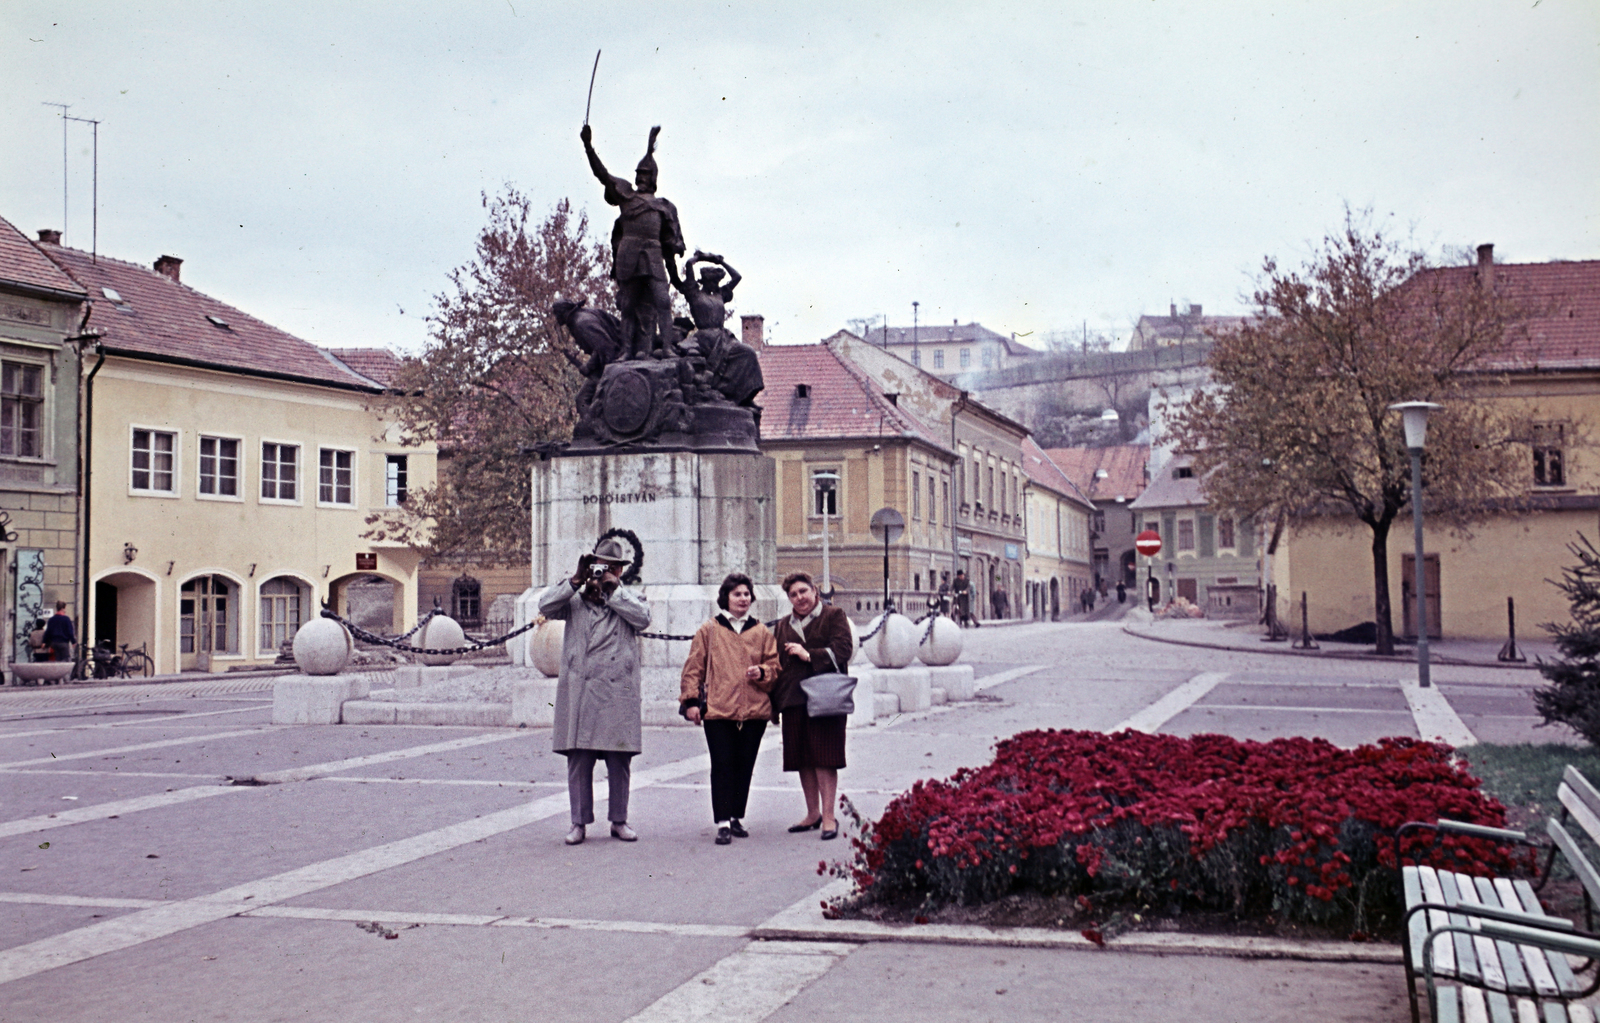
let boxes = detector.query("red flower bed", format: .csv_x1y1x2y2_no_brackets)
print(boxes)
847,730,1524,928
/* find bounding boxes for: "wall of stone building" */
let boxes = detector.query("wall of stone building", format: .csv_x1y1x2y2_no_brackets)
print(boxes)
417,562,528,624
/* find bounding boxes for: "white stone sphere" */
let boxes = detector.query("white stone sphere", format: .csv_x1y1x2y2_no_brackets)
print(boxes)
862,612,918,669
527,618,565,677
417,615,466,666
292,617,353,676
918,616,964,666
847,617,863,664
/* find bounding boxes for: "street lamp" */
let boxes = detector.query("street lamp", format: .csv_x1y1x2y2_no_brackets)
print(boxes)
812,470,839,601
1390,401,1443,687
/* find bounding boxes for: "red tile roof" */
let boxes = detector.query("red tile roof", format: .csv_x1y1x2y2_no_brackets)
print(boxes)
328,348,403,387
37,241,382,391
1043,444,1150,504
756,343,947,451
0,216,85,300
1021,437,1094,509
1413,259,1600,372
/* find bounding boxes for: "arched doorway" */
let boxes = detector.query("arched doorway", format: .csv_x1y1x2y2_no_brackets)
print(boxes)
258,576,310,660
180,574,239,671
93,570,158,667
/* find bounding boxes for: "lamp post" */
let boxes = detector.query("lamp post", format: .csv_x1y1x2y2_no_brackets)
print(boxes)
1390,401,1443,687
813,470,839,601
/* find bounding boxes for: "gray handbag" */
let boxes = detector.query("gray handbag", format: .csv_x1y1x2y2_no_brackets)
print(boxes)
800,648,856,718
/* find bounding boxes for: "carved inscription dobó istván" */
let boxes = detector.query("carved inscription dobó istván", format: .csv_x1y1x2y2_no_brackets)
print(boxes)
581,493,659,505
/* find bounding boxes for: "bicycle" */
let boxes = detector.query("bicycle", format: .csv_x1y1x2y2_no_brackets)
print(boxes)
119,642,154,678
80,641,154,680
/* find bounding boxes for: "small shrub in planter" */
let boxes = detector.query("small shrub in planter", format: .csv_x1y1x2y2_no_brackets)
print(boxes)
845,729,1523,933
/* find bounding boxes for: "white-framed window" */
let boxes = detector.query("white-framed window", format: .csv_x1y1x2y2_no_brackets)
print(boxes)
259,576,306,654
960,348,971,368
911,349,921,368
131,427,177,494
933,350,945,370
318,448,354,506
1217,516,1236,549
261,442,299,502
982,346,995,369
811,468,840,517
197,435,241,498
1,361,45,458
1178,519,1196,552
385,454,408,506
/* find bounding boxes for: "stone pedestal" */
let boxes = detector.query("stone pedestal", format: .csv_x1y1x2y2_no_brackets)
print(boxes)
272,674,371,725
511,678,560,726
392,664,478,691
868,665,932,713
927,664,976,701
515,448,782,721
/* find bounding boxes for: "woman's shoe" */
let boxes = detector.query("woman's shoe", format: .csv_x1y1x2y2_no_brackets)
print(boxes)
787,818,823,833
715,826,733,845
820,826,839,841
728,819,749,838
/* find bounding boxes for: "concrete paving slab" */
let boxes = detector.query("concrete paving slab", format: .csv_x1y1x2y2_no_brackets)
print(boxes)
1163,704,1418,746
0,913,749,1023
0,902,144,953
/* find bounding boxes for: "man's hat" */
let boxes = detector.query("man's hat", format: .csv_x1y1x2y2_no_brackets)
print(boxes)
635,126,661,175
593,536,631,564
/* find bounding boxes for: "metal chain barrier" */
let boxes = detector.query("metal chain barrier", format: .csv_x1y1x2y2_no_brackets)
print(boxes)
319,607,542,657
640,631,696,642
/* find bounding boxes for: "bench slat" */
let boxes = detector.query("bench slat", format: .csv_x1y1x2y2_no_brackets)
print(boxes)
1543,1003,1570,1023
1499,878,1563,997
1486,990,1514,1023
1463,986,1491,1023
1449,871,1510,992
1549,813,1600,917
1474,875,1535,994
1439,871,1485,984
1512,867,1584,997
1568,1004,1594,1023
1407,866,1432,967
1422,867,1463,976
1562,765,1600,837
1438,986,1462,1023
1517,998,1541,1023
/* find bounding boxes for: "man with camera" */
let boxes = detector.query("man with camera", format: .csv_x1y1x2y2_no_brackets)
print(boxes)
538,537,652,845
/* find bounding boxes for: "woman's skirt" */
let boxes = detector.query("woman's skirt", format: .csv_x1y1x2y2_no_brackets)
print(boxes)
781,708,847,771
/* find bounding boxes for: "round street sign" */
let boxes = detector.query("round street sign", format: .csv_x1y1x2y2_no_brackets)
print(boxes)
869,507,906,544
1135,529,1162,558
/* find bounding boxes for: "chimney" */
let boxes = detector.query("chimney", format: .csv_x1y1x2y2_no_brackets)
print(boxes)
1170,303,1177,318
154,255,183,282
741,314,765,351
36,229,61,244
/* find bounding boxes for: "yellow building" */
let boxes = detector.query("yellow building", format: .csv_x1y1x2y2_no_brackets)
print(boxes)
756,341,956,619
1020,437,1096,619
1273,252,1600,640
38,238,434,674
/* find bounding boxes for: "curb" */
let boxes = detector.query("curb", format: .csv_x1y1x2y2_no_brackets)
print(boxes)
1122,624,1540,671
341,700,512,727
757,880,1400,963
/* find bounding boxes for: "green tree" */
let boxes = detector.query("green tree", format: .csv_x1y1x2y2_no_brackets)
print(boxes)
1535,536,1600,747
1164,215,1532,655
366,190,611,561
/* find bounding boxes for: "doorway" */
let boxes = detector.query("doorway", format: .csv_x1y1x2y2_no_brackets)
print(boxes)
180,575,236,670
1400,554,1442,639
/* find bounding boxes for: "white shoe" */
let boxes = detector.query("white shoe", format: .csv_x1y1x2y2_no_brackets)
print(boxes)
564,825,585,845
610,822,638,842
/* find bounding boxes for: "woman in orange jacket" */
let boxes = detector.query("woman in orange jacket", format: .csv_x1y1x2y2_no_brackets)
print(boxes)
680,573,780,845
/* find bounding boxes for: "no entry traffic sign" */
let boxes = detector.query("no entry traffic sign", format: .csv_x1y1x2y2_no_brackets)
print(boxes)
1135,529,1162,558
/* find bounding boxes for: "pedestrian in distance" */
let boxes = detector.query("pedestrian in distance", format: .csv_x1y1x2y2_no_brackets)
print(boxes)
679,573,779,845
42,602,75,663
1117,580,1127,604
771,572,854,841
539,537,652,846
952,570,977,628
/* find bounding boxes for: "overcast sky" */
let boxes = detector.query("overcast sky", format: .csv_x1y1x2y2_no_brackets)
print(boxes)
3,2,1597,353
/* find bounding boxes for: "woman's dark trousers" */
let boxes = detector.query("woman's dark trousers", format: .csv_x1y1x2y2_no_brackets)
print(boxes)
703,719,767,822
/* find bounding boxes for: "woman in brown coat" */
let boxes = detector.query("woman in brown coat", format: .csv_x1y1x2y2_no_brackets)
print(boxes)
680,573,780,845
770,571,854,840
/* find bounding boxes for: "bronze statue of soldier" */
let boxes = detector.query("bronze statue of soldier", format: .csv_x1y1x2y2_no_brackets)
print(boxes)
581,124,685,361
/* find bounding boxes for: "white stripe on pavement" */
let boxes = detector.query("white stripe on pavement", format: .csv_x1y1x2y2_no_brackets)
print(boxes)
250,731,528,783
0,785,247,838
0,729,268,769
0,750,712,986
973,665,1048,691
1400,679,1477,747
245,905,750,937
623,941,857,1023
0,892,163,910
1114,671,1229,733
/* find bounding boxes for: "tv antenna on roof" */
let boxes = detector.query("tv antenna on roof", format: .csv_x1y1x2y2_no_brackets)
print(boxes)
42,103,103,261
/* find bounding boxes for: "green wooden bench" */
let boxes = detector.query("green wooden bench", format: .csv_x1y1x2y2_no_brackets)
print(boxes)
1400,766,1600,1023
